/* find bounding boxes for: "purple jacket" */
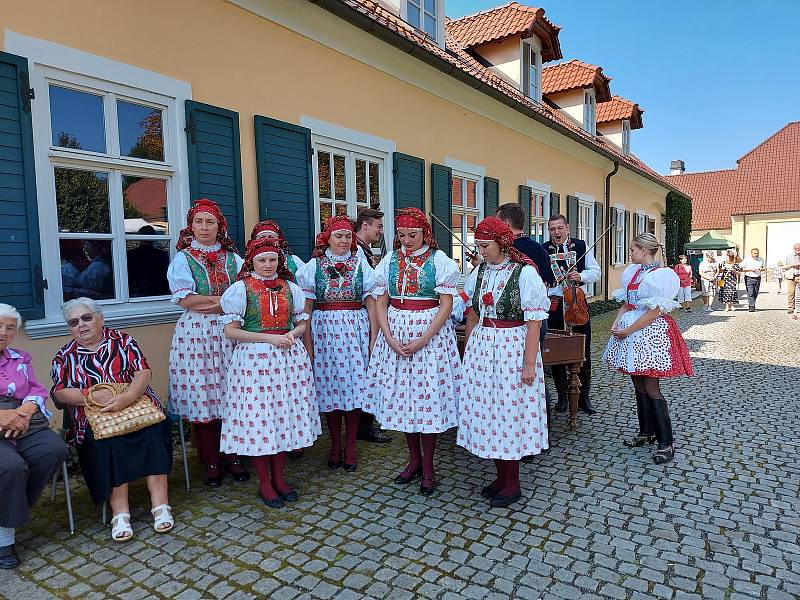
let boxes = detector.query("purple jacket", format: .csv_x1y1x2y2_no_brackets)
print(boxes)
0,347,52,418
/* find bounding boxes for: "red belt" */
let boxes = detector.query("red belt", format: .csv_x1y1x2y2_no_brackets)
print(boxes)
316,302,362,311
390,299,439,310
481,318,525,328
261,329,289,335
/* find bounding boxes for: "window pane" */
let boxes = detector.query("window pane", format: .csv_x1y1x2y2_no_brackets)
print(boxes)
320,201,332,229
122,176,169,234
466,214,477,229
126,239,170,298
49,85,106,153
117,100,164,161
451,177,462,207
368,162,380,209
451,213,461,229
424,0,436,12
466,180,476,208
335,203,348,216
333,154,346,201
356,159,367,203
407,4,420,28
318,152,331,199
55,168,110,233
59,239,114,301
424,13,437,37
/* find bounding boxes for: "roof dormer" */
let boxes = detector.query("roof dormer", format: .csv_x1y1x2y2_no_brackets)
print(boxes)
377,0,447,47
596,96,644,155
541,60,612,134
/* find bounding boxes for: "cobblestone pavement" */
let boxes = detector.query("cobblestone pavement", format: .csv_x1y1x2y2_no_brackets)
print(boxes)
2,283,799,600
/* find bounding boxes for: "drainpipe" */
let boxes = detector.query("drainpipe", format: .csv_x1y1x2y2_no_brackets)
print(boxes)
603,161,619,300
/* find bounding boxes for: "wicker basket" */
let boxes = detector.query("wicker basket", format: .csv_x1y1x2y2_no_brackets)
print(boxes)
85,383,165,440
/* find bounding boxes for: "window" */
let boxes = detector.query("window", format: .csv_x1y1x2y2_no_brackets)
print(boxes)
635,212,647,236
406,0,438,39
622,119,631,155
583,89,597,135
614,208,627,265
315,146,383,230
646,216,656,236
577,199,595,297
522,41,542,102
530,190,549,242
451,175,481,274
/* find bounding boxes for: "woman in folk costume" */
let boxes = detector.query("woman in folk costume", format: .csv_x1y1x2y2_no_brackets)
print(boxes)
219,238,321,508
297,216,377,472
457,217,550,508
363,208,461,496
604,233,693,465
167,199,250,486
250,220,306,277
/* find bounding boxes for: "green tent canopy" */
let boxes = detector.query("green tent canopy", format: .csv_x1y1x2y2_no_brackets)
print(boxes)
684,232,735,251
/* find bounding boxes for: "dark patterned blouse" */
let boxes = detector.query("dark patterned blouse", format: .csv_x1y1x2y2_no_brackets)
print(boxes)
51,328,161,446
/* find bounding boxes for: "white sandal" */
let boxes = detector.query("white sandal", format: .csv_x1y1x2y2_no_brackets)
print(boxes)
151,504,174,533
110,513,133,542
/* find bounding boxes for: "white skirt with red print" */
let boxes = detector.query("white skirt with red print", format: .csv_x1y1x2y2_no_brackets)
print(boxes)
168,310,234,423
603,309,693,377
220,340,321,456
457,325,548,460
363,306,461,433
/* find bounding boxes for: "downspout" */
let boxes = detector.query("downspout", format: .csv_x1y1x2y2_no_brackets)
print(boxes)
603,161,619,300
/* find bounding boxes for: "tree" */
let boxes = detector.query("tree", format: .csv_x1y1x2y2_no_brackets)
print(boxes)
54,133,111,233
127,111,164,161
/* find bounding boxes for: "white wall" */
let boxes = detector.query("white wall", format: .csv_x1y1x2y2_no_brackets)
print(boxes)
546,89,585,126
598,122,623,149
474,37,522,87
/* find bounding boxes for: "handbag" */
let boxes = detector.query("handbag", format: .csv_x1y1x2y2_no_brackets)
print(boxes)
85,383,165,440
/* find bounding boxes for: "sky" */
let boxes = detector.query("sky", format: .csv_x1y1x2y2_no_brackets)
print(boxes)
446,0,800,175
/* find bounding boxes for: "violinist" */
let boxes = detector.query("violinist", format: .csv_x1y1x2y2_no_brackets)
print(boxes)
543,214,601,415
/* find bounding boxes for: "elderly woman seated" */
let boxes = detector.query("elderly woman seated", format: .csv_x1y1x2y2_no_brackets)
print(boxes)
51,298,174,541
0,304,68,569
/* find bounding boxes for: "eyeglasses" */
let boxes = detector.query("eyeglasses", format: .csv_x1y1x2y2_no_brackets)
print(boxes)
67,312,95,328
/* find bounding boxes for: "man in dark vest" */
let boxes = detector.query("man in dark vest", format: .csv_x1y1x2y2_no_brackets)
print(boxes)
543,213,601,415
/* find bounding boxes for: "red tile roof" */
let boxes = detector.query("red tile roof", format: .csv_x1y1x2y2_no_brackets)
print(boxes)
313,0,679,195
666,122,800,230
596,96,644,129
542,59,612,102
446,2,562,62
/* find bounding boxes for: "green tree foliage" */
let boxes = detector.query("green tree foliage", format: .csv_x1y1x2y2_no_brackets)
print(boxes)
54,133,111,233
663,191,692,265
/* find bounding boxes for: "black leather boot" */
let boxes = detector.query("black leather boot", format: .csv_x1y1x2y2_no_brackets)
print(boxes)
649,395,675,464
623,393,655,447
578,396,597,415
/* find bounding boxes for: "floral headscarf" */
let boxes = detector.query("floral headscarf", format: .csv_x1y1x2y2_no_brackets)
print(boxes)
394,207,438,251
236,238,294,282
250,220,293,254
176,198,238,253
474,217,535,268
311,215,357,258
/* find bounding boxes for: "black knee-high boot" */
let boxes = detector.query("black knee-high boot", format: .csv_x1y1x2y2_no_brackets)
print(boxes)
648,395,675,463
624,393,655,447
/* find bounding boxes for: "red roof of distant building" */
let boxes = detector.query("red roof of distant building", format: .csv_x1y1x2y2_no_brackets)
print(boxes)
542,59,612,102
123,178,167,221
597,96,644,129
666,169,737,230
446,2,562,62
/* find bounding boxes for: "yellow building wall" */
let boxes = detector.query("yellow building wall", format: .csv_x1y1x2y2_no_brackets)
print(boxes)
2,0,669,395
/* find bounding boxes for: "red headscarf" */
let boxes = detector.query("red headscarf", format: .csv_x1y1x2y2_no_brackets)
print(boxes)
311,215,357,258
176,198,238,253
474,217,534,268
394,207,438,251
236,238,294,282
249,219,292,253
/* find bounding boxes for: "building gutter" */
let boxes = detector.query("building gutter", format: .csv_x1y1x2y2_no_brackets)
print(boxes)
307,0,685,196
603,161,619,300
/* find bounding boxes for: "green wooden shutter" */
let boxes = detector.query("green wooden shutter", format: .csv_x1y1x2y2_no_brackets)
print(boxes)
549,192,560,218
393,152,424,211
566,195,579,231
609,207,618,263
518,185,532,236
254,116,314,258
624,209,631,256
483,176,499,217
594,202,604,283
185,101,245,250
431,163,452,255
0,52,44,320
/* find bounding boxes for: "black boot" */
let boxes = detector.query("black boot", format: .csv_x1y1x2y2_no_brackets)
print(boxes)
0,545,19,570
649,395,675,464
578,396,597,415
623,393,655,447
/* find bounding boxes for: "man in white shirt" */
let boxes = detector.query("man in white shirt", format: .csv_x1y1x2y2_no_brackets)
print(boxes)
739,248,765,312
783,243,800,314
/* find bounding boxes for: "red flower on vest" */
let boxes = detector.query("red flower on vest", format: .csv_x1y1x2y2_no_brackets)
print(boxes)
482,292,495,307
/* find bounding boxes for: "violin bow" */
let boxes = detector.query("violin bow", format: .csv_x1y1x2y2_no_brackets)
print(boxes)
553,223,617,287
428,212,478,260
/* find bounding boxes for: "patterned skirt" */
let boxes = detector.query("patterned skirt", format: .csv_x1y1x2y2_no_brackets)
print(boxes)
168,310,234,422
457,325,548,460
603,310,693,378
220,341,321,456
363,306,461,433
311,308,370,412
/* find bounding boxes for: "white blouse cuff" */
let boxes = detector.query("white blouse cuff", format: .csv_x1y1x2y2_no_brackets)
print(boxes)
23,396,52,419
293,312,310,322
372,285,388,298
171,288,196,304
302,288,316,301
434,283,458,296
523,307,549,321
220,313,244,325
611,288,626,302
640,297,680,312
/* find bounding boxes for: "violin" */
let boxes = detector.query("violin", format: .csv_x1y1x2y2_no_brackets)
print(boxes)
564,278,589,326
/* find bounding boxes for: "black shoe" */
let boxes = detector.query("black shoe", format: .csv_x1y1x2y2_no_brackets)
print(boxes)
480,483,502,499
394,466,422,484
327,456,342,470
554,397,567,413
653,445,675,464
204,464,222,487
520,454,536,463
419,476,435,496
578,398,597,415
356,427,392,444
258,489,285,509
0,545,19,570
749,307,755,312
490,491,522,508
280,490,299,502
224,460,251,482
343,461,357,472
623,434,656,448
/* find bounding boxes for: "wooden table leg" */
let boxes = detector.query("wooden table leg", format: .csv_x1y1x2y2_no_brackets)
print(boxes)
567,362,582,431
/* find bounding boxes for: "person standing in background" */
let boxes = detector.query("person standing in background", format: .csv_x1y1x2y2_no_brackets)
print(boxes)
773,262,784,294
718,250,741,312
673,255,693,311
698,253,718,312
783,243,800,315
739,248,764,312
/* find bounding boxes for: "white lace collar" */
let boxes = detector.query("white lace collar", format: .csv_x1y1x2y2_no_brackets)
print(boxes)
485,257,511,271
325,248,351,261
250,272,279,281
191,240,221,252
400,244,429,258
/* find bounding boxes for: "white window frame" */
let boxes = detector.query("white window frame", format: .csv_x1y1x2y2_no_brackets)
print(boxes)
575,193,596,297
622,119,631,155
527,179,551,243
301,117,395,248
614,203,627,266
521,38,542,102
445,157,485,277
634,211,647,236
5,32,191,338
402,0,446,48
583,88,597,135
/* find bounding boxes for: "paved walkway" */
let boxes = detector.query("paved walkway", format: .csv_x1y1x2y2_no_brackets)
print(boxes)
2,282,799,600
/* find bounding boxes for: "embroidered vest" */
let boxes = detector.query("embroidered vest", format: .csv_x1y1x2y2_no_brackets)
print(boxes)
182,249,239,296
472,263,524,321
544,238,587,291
285,253,299,276
242,278,294,333
388,249,438,299
314,253,363,303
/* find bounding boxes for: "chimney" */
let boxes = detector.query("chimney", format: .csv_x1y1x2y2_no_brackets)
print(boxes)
670,159,685,175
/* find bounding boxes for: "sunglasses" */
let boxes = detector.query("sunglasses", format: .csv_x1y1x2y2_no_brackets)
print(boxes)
67,312,95,328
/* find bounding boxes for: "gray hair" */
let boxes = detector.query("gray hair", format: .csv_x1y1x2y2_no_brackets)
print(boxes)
62,297,103,321
0,303,22,328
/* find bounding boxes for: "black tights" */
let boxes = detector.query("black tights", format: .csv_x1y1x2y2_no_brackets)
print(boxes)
630,375,674,448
